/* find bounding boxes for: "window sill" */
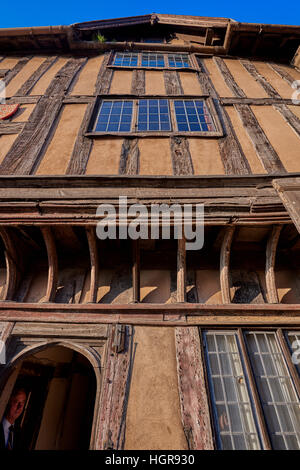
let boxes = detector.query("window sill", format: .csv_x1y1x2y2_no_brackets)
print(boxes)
85,131,223,138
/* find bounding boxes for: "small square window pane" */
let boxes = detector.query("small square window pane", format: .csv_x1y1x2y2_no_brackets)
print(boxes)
177,123,189,131
220,435,233,450
95,123,107,131
161,122,171,131
149,122,159,130
138,122,147,131
107,124,118,131
119,124,131,131
110,115,119,123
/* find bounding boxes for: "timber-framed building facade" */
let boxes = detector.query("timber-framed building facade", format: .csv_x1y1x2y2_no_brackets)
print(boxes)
0,13,300,450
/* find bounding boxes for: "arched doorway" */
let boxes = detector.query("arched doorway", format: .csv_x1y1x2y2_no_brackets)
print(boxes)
0,344,97,450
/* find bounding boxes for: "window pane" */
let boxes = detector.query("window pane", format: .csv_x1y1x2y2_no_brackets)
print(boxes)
245,332,300,450
113,52,138,67
137,99,171,131
95,100,133,132
168,54,190,68
141,53,165,68
204,331,261,450
174,100,216,132
286,332,300,376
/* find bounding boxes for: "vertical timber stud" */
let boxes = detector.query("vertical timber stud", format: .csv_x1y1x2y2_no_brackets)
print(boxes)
265,225,282,303
0,228,18,301
67,52,114,174
177,238,186,303
175,327,214,449
97,324,134,450
197,58,250,175
41,227,58,302
86,227,99,303
132,240,140,303
220,226,235,304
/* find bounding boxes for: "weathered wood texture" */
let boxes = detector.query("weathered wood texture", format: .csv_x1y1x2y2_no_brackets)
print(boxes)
197,59,250,175
265,225,282,303
273,178,300,234
119,138,140,175
41,226,58,302
86,227,99,303
175,327,213,450
273,104,300,137
240,60,281,98
164,70,183,95
97,325,134,450
15,57,58,96
0,122,24,135
170,137,194,176
0,228,18,301
214,57,246,98
66,53,113,174
268,63,295,86
2,57,31,86
0,58,87,175
11,322,108,338
131,69,145,95
132,240,140,303
220,226,235,304
177,238,186,302
234,104,286,174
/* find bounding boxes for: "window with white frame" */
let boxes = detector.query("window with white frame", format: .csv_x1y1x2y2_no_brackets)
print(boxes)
91,98,220,135
202,329,300,450
111,52,191,68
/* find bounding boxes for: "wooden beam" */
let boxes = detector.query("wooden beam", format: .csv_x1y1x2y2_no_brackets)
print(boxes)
131,69,145,95
175,327,213,449
220,226,235,304
164,70,183,95
0,58,87,175
66,52,113,175
119,139,140,175
86,227,99,303
221,97,298,106
197,58,251,175
2,57,31,86
273,104,300,138
41,226,58,302
170,137,194,176
15,56,58,96
234,104,286,174
0,122,24,135
213,57,246,98
132,240,140,303
96,325,134,450
273,178,300,233
0,228,18,301
177,238,186,303
265,225,282,303
240,60,281,99
268,63,295,86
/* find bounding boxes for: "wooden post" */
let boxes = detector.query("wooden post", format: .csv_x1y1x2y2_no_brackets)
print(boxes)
41,227,58,302
132,239,140,303
177,237,186,303
265,225,282,303
220,226,235,304
86,227,99,303
0,228,18,301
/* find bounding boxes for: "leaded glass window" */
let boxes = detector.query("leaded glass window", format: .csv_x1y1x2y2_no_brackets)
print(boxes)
94,100,133,132
141,53,165,68
168,53,190,68
113,52,138,67
174,100,216,132
203,331,261,450
245,332,300,450
137,99,171,131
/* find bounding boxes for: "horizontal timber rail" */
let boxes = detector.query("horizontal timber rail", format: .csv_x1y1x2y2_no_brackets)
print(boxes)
0,303,300,327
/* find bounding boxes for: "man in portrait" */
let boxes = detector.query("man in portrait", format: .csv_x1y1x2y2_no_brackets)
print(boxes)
0,388,27,450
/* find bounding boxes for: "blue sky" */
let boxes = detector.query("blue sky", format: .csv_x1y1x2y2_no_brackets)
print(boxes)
1,0,300,28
